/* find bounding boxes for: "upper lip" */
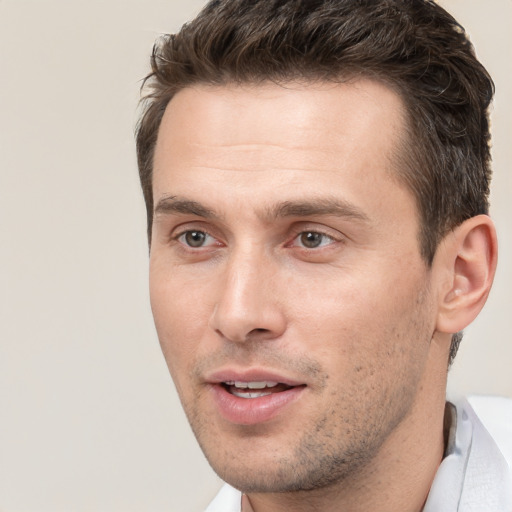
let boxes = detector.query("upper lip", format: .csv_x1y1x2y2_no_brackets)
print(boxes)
204,368,306,387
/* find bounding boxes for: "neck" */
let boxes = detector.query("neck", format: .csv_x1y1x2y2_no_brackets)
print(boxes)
244,338,449,512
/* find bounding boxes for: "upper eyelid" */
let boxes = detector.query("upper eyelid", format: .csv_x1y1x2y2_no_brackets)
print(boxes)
289,223,343,240
290,231,337,247
177,230,217,246
175,228,213,238
174,228,219,243
168,222,344,244
173,226,210,237
170,221,220,238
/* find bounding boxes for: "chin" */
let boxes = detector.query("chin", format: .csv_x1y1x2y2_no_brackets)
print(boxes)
200,429,375,494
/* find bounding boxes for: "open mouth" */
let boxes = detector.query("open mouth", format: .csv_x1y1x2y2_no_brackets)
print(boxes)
210,376,307,423
222,380,296,399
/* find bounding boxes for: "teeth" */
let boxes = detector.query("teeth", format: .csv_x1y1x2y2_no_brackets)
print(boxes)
231,390,273,399
246,381,278,389
224,381,279,389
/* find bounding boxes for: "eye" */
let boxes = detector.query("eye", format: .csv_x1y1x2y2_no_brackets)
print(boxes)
177,230,217,248
294,231,335,249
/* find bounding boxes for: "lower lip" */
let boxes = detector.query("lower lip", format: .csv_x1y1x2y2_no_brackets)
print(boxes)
209,384,305,425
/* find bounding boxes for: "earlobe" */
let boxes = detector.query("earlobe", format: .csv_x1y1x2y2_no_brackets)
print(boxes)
436,215,498,334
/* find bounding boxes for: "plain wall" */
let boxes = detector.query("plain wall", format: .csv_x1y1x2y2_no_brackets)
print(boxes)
0,1,510,510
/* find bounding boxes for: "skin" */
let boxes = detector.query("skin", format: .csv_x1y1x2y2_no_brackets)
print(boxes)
149,80,492,511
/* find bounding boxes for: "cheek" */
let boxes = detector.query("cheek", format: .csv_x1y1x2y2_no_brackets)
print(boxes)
289,269,386,337
149,265,213,378
290,264,431,365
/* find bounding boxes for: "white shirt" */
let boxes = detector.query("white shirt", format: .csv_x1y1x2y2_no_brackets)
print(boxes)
205,397,512,512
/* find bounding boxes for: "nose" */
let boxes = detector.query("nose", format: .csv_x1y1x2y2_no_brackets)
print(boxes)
209,249,287,344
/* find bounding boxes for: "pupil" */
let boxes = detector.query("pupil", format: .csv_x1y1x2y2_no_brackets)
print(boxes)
301,232,322,248
185,231,206,247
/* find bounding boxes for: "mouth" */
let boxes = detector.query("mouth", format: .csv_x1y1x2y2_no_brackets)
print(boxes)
206,372,307,425
221,380,295,399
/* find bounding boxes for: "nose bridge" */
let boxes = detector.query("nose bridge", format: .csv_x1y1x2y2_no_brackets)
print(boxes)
210,243,284,343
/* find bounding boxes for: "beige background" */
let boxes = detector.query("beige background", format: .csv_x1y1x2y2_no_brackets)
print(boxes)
0,1,510,511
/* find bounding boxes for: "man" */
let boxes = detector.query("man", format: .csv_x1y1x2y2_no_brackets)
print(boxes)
136,0,512,510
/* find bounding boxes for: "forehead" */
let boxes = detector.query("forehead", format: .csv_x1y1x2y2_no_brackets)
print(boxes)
152,80,414,223
154,79,407,172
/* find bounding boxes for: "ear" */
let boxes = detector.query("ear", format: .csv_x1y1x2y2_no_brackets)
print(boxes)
435,215,498,334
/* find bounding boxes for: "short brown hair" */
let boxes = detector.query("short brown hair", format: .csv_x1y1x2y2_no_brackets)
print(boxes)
136,0,494,361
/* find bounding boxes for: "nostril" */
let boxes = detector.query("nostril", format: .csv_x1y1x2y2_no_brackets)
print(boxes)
249,328,270,335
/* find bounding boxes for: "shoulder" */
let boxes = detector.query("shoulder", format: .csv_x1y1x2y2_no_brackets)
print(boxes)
424,396,512,511
466,394,512,468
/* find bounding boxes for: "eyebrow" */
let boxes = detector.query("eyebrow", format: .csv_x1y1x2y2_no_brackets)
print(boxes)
154,196,217,218
154,195,369,223
265,198,370,223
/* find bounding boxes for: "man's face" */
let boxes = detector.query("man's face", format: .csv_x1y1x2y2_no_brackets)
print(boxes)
149,81,438,492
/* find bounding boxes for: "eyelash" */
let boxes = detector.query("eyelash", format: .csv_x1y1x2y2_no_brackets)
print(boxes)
174,229,220,249
289,230,337,249
173,227,340,251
